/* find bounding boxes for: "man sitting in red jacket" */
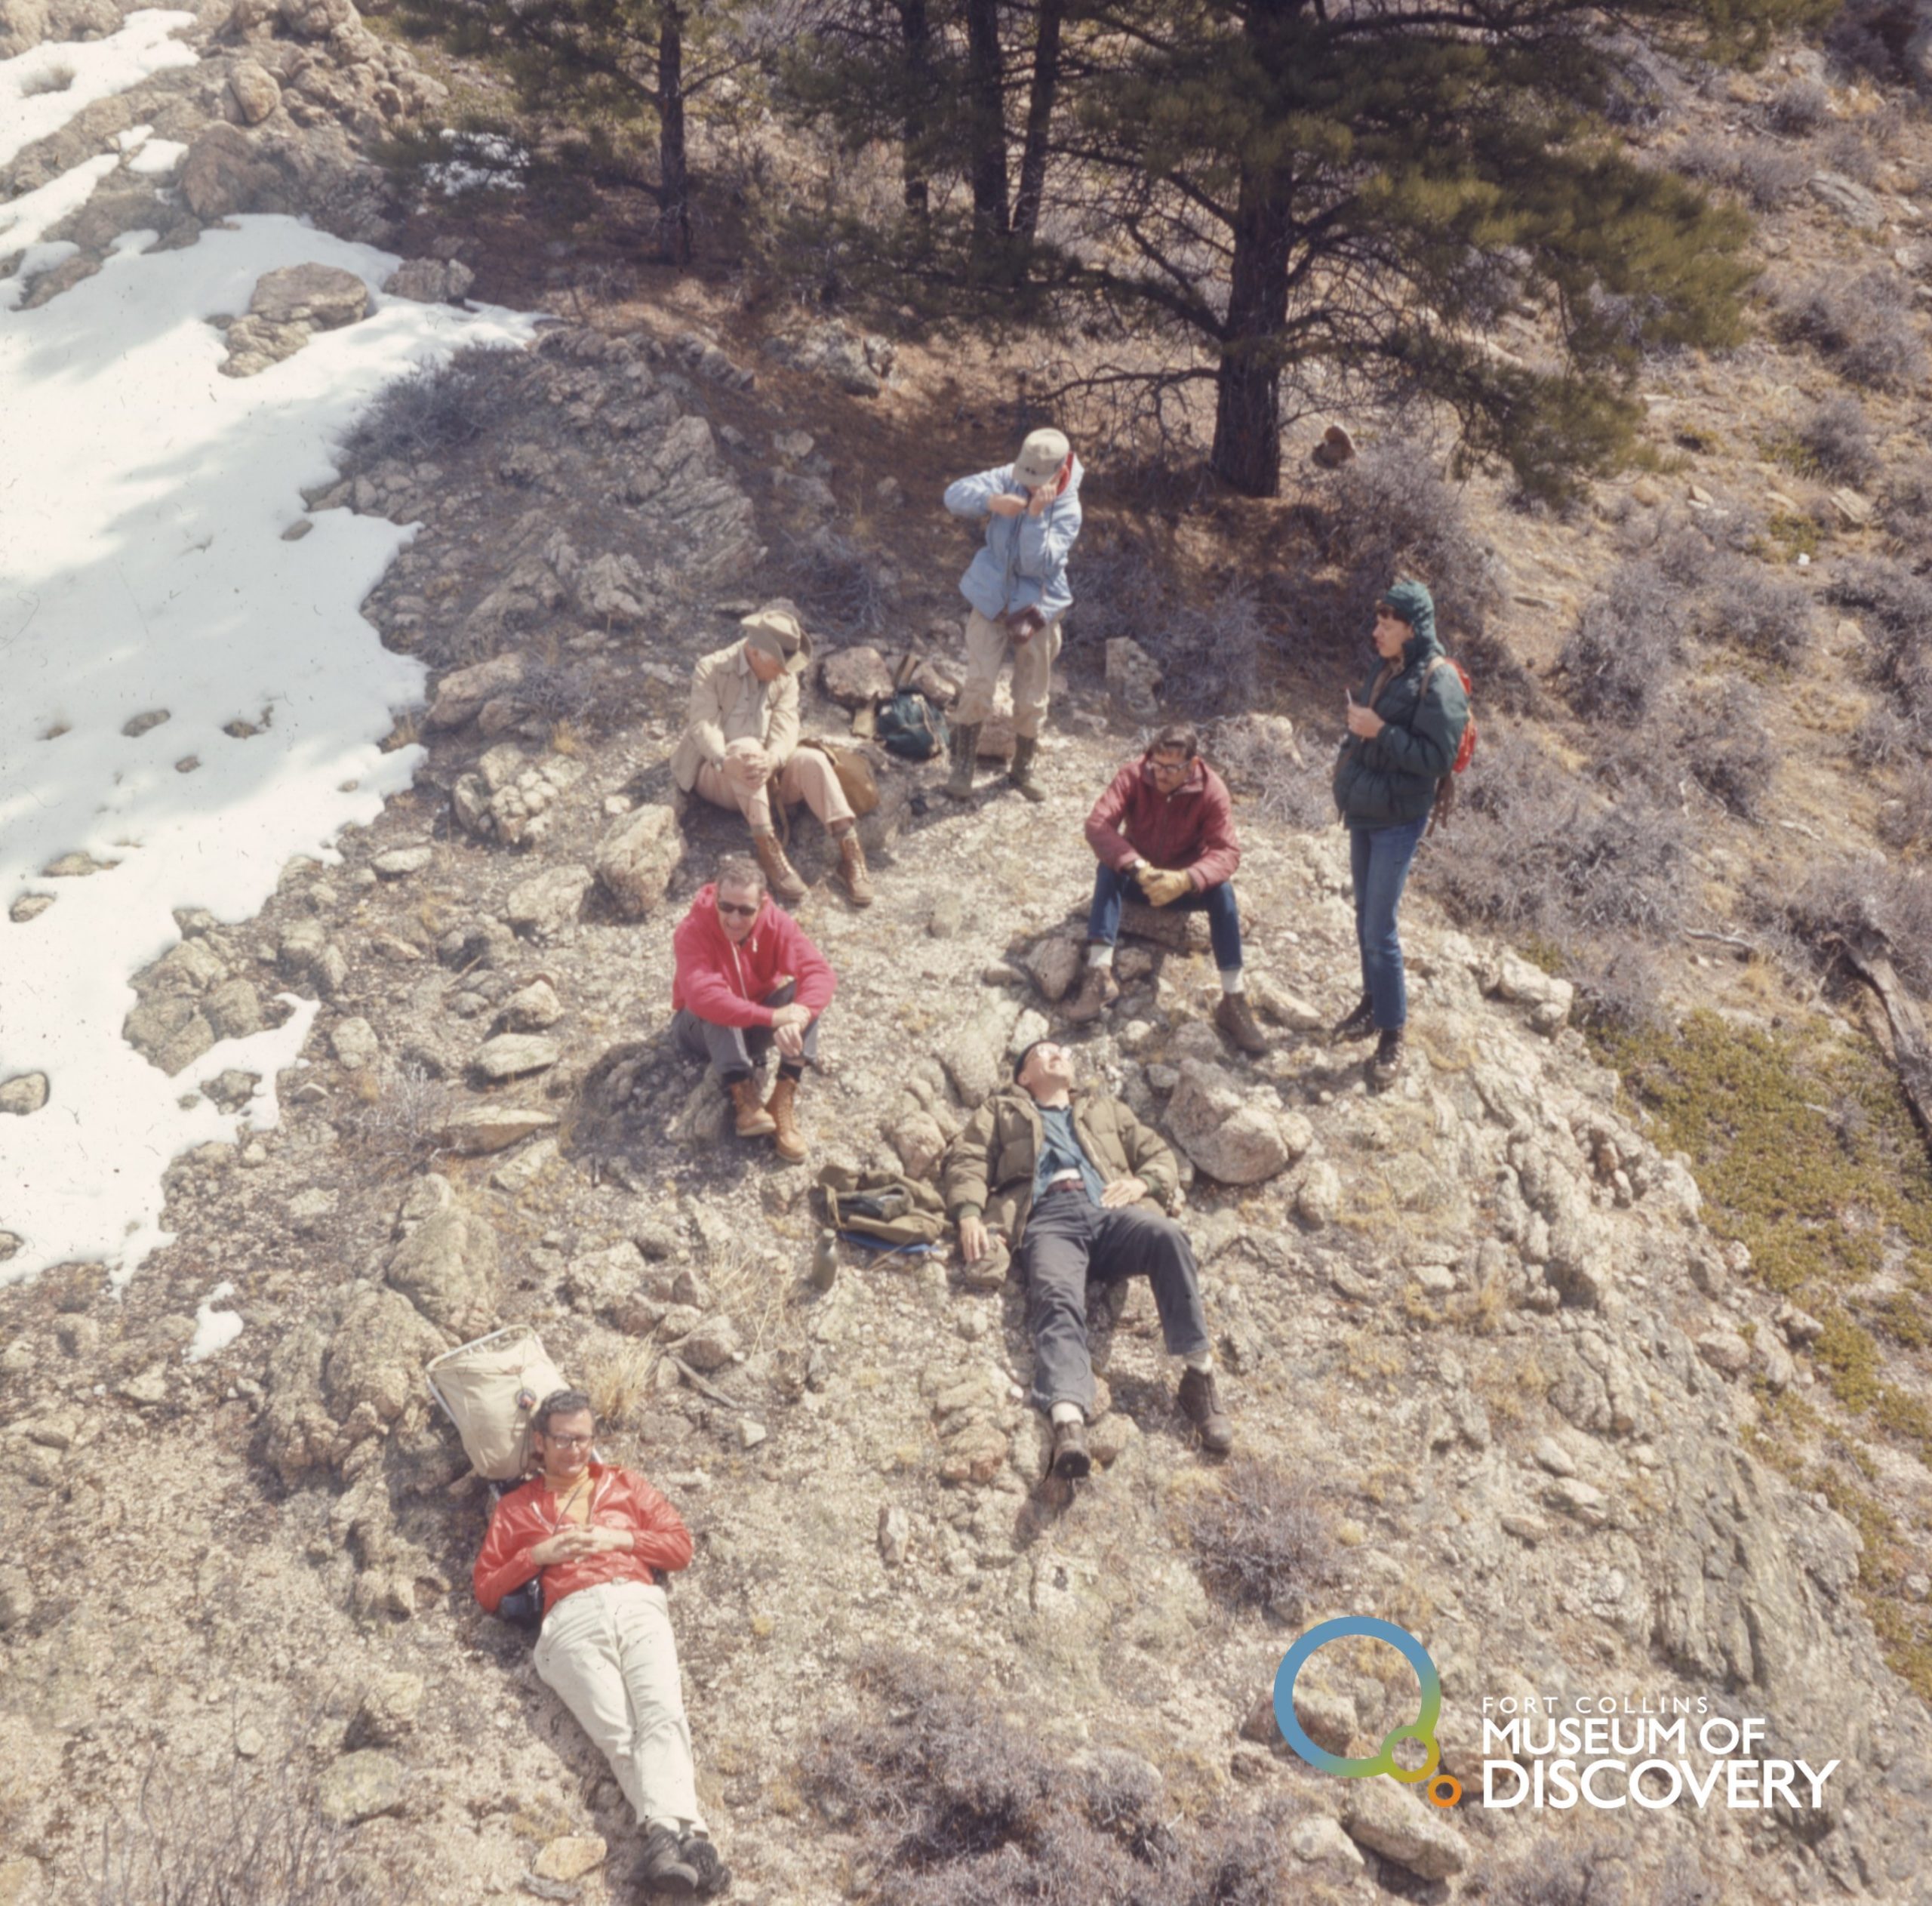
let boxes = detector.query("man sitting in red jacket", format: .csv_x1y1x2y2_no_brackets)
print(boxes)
473,1390,727,1898
1065,723,1265,1054
670,854,837,1162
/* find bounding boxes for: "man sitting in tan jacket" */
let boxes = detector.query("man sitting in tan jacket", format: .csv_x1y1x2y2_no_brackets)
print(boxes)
669,604,872,907
941,1039,1233,1478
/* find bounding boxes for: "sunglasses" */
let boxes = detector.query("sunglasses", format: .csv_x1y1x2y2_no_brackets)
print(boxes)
716,899,759,918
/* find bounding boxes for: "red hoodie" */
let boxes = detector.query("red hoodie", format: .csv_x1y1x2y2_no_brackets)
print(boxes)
1084,754,1241,891
671,883,836,1028
473,1462,694,1618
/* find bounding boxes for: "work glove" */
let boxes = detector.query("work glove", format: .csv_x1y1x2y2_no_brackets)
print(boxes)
1138,866,1192,907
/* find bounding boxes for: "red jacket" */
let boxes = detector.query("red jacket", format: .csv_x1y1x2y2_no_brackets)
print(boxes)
1084,755,1241,892
474,1462,694,1618
670,884,836,1029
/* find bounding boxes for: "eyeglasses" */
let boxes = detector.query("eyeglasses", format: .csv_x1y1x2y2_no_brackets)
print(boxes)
1149,756,1189,777
543,1432,595,1449
716,900,758,918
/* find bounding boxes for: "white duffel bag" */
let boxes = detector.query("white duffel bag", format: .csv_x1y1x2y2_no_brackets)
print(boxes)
426,1325,568,1482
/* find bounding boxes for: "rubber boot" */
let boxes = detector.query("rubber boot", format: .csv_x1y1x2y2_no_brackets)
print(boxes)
944,723,980,801
752,828,807,905
1008,732,1047,802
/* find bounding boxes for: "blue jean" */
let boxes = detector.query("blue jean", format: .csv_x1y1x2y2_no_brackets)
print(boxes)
1088,865,1243,971
1349,817,1429,1030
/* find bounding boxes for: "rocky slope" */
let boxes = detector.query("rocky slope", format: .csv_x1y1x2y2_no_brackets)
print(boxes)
4,5,1932,1904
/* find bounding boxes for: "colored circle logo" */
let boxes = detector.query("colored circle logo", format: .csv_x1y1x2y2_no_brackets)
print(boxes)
1274,1616,1460,1806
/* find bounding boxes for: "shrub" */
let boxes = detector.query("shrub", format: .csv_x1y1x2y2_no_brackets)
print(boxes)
1875,757,1932,851
1800,395,1878,485
1692,550,1814,666
1180,1460,1335,1608
1208,713,1333,829
1674,136,1807,210
801,1653,1295,1906
337,346,531,467
1559,556,1686,722
1078,547,1264,714
1675,681,1777,817
1790,858,1932,996
778,527,883,638
336,1060,453,1175
1829,556,1932,722
1765,79,1832,138
1781,272,1927,391
1882,456,1932,544
1819,120,1880,186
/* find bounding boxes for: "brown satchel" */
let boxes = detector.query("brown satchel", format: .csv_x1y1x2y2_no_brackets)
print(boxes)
797,737,880,817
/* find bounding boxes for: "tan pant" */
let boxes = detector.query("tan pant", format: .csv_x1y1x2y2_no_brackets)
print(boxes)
692,747,854,833
534,1580,706,1835
956,608,1062,737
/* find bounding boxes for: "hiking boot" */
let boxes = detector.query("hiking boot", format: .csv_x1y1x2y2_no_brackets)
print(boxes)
1367,1026,1406,1092
836,830,874,907
1008,732,1047,803
1177,1367,1235,1455
638,1825,700,1897
766,1073,807,1162
1214,992,1267,1056
944,723,980,801
751,830,807,905
729,1077,777,1139
678,1834,731,1898
1330,993,1375,1045
1051,1416,1091,1480
1062,963,1121,1025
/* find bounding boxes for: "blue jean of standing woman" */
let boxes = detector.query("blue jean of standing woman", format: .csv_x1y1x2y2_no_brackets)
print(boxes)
1349,816,1429,1030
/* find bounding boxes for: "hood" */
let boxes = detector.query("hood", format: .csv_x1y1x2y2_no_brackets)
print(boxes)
1381,578,1441,668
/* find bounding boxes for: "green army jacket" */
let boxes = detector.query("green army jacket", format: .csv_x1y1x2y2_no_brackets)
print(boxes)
940,1083,1180,1245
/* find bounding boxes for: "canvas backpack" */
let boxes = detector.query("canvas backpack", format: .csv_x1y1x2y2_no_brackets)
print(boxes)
425,1325,567,1482
877,688,949,761
819,1168,948,1248
1422,656,1477,836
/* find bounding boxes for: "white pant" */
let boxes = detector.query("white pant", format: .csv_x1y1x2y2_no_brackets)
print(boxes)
533,1580,705,1834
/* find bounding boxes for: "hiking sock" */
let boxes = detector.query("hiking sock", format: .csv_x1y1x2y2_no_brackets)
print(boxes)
1182,1350,1214,1375
1087,942,1115,968
1219,968,1244,995
1050,1401,1084,1427
777,1060,804,1082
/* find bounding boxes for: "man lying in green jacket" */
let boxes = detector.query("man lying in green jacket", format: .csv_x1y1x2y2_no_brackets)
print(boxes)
941,1039,1233,1477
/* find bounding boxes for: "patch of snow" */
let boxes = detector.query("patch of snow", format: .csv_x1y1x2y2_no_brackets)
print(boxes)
115,124,155,153
0,153,118,312
127,137,186,177
0,11,198,171
185,1280,243,1362
1,171,534,1285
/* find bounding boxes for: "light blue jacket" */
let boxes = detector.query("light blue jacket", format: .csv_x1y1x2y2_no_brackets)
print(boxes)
943,456,1084,621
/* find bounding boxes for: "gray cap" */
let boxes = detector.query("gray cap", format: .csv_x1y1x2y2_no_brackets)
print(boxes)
1014,427,1070,488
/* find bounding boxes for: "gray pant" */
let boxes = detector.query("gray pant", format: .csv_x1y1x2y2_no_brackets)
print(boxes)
1017,1190,1210,1415
672,981,819,1084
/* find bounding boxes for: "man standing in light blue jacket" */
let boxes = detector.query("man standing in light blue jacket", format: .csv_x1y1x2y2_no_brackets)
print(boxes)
942,428,1084,803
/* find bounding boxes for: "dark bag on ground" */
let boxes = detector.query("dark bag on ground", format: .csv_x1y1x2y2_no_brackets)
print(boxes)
819,1166,948,1246
877,689,949,760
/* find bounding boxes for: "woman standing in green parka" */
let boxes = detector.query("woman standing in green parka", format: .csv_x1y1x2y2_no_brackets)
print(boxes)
1331,579,1470,1089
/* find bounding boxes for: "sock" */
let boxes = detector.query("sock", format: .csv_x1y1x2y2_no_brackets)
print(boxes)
1088,942,1115,968
1183,1350,1214,1375
777,1061,804,1082
1050,1401,1084,1427
1220,968,1244,995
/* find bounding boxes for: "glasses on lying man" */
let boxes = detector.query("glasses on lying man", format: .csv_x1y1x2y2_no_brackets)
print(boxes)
543,1432,595,1449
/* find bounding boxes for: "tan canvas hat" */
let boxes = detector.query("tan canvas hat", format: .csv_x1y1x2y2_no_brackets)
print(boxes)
740,603,811,674
1014,427,1070,488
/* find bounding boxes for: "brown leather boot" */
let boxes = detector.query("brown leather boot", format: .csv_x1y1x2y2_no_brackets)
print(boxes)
1214,992,1267,1055
836,829,874,907
729,1076,777,1138
752,829,807,905
766,1072,807,1162
1062,962,1121,1025
1177,1366,1234,1455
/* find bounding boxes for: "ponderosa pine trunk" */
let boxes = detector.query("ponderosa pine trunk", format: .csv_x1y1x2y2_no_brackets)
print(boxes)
1011,0,1065,247
658,2,692,264
964,0,1010,266
1209,159,1294,494
900,0,931,220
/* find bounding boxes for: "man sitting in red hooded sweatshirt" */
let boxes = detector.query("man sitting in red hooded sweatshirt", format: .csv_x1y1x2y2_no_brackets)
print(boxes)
473,1388,727,1897
670,852,837,1163
1064,722,1264,1055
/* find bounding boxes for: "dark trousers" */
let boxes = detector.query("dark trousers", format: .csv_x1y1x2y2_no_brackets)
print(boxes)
1349,816,1428,1030
1017,1190,1211,1415
671,983,818,1084
1087,864,1243,971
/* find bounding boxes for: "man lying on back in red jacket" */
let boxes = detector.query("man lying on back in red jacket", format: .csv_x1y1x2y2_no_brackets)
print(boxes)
670,852,837,1163
1064,722,1265,1055
474,1389,728,1897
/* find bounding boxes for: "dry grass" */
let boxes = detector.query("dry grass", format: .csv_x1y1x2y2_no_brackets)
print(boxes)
1178,1460,1336,1608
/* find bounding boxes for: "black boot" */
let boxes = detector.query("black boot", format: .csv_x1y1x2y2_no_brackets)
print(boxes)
945,723,980,800
1367,1026,1406,1091
1008,733,1047,802
638,1825,700,1895
1331,993,1375,1045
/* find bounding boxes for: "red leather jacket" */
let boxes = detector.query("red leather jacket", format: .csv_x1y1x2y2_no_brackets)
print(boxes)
1084,754,1241,891
473,1463,693,1618
670,884,836,1029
